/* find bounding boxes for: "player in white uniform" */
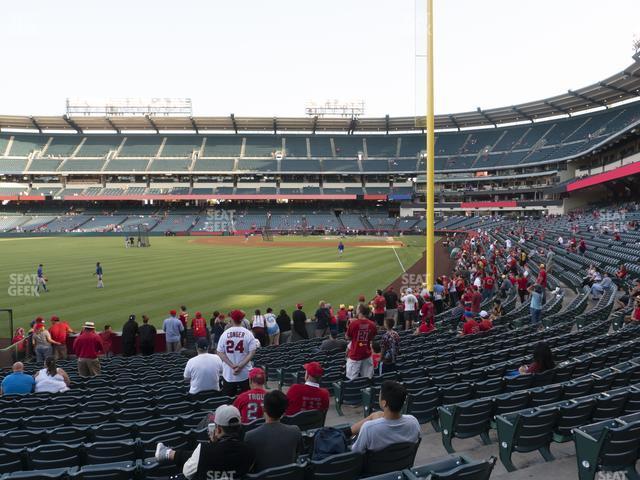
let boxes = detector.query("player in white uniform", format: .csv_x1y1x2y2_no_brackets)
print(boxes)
216,309,258,396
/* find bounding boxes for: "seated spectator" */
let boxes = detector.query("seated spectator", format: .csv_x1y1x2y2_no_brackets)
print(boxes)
625,297,640,323
350,380,420,453
519,342,555,374
319,331,348,353
155,405,256,479
285,362,330,416
491,299,505,320
1,362,34,395
380,318,400,373
233,367,268,424
460,312,478,336
244,390,302,473
34,357,70,393
478,310,493,332
591,272,613,300
371,342,382,371
184,338,223,395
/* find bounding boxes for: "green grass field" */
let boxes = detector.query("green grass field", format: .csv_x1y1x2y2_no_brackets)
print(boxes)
0,235,426,332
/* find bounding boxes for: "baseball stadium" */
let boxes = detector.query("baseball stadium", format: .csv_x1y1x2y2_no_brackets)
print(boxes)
1,1,640,479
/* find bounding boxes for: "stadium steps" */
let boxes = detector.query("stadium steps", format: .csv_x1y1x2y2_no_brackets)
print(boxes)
71,138,86,158
156,137,167,157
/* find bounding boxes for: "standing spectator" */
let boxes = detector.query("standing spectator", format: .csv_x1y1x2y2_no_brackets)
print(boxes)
380,318,400,373
349,381,420,453
529,284,543,326
292,303,309,340
0,362,34,396
233,367,268,423
252,309,268,347
482,274,495,301
471,286,483,314
372,290,387,326
383,287,399,321
276,309,292,344
285,362,330,416
99,325,115,357
163,310,184,353
244,391,302,473
400,288,418,331
32,320,60,364
217,310,258,396
345,305,378,380
314,301,331,338
34,357,70,393
178,305,189,348
536,264,548,304
48,316,74,360
191,311,208,341
578,238,587,255
517,273,529,304
121,314,139,357
210,312,226,348
546,249,555,274
265,308,280,346
432,279,445,314
184,338,223,395
73,322,104,377
154,405,256,479
10,328,26,362
139,315,157,356
336,304,349,333
499,274,512,298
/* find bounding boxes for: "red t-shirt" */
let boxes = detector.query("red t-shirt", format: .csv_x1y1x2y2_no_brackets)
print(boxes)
461,292,473,310
479,319,493,332
471,292,482,313
346,318,378,360
420,302,434,322
462,319,479,336
285,383,330,416
372,353,381,369
233,388,266,423
99,331,115,354
537,270,547,288
49,322,71,343
179,313,188,328
418,321,435,334
632,307,640,322
73,332,104,359
483,276,495,290
517,277,528,290
191,317,207,338
373,295,386,315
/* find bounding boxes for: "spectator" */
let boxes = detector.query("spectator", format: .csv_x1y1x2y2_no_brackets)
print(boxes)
383,287,399,321
380,318,400,373
34,356,70,393
99,325,115,357
121,314,139,357
482,274,495,301
345,305,378,380
519,342,555,374
314,301,331,338
139,315,157,356
191,311,209,341
210,312,226,348
154,405,256,480
372,290,387,326
276,309,292,344
163,309,184,353
400,288,418,330
292,303,308,340
591,272,613,300
32,320,60,364
252,309,268,347
546,249,555,273
1,362,34,396
499,275,512,298
73,322,104,377
433,278,446,314
478,310,493,332
217,310,258,397
178,305,189,348
471,286,483,314
419,294,434,329
285,362,330,416
371,342,382,371
244,390,302,473
336,304,349,333
48,315,74,360
624,297,640,323
491,299,505,320
517,273,529,304
265,308,279,346
319,331,348,353
536,264,548,303
10,328,26,362
460,312,478,336
184,338,223,395
233,367,267,423
529,284,543,326
350,380,420,453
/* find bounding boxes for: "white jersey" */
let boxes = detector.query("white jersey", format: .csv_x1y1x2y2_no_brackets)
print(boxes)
216,326,257,382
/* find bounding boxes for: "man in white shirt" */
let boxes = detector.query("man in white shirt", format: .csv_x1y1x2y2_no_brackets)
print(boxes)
505,238,512,250
400,288,418,331
184,338,223,395
217,309,258,396
350,380,420,453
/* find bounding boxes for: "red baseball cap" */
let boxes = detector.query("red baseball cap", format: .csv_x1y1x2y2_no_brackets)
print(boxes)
195,311,202,318
303,362,324,378
50,315,59,322
248,367,266,383
296,303,303,309
169,309,177,316
230,310,244,322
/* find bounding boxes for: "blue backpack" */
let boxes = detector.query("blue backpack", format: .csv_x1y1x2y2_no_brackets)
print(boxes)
312,427,349,460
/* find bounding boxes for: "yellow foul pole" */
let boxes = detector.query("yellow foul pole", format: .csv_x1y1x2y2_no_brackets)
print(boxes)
425,0,435,290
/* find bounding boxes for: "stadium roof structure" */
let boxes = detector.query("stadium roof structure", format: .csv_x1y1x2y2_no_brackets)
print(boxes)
1,54,640,134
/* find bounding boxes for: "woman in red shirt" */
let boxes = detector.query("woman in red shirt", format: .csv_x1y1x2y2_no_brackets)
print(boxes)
519,342,555,374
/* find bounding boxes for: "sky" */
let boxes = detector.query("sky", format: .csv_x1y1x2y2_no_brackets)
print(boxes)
2,0,640,118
